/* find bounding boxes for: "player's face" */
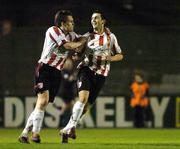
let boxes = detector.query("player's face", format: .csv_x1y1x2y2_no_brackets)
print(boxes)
135,75,143,83
91,13,104,30
64,15,74,32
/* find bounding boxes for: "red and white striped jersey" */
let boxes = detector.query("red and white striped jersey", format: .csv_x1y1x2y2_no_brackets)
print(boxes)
78,32,122,76
38,26,79,70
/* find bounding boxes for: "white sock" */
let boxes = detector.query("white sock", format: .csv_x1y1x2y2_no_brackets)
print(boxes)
22,111,35,136
32,109,44,134
63,101,85,131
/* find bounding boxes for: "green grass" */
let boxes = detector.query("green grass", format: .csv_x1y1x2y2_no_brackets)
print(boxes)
0,128,180,149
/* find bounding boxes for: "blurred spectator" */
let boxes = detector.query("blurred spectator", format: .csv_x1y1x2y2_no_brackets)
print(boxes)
130,71,150,128
1,20,12,37
0,20,14,95
59,58,77,127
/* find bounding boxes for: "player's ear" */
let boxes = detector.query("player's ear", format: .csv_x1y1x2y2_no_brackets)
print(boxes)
61,22,64,27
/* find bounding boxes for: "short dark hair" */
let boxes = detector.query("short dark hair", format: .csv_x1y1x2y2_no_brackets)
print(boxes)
93,10,106,20
54,10,72,26
134,71,144,80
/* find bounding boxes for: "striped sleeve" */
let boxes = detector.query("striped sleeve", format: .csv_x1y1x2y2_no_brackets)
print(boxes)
48,26,68,48
81,32,91,39
73,32,82,39
110,33,122,55
68,32,82,41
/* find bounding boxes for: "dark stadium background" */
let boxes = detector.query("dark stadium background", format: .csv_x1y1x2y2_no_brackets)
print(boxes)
1,2,180,148
0,0,179,96
0,0,180,129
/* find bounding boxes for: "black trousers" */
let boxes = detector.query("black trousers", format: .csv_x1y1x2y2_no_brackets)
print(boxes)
133,106,146,128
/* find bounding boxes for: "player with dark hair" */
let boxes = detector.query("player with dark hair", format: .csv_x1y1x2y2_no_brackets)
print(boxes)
18,10,86,143
60,10,124,143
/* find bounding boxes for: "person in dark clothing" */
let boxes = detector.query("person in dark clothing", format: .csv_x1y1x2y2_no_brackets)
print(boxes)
0,20,14,95
60,58,77,127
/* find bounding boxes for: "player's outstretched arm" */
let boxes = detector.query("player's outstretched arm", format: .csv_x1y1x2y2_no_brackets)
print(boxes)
107,53,123,62
63,37,86,52
75,37,87,52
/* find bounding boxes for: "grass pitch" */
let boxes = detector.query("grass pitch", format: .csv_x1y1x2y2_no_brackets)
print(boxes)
0,128,180,149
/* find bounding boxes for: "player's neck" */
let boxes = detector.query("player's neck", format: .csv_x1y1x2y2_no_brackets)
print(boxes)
94,26,104,35
60,27,68,35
